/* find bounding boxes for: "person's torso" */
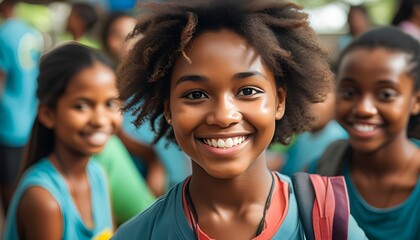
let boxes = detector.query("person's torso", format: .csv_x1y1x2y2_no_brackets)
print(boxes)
3,158,113,240
344,164,420,240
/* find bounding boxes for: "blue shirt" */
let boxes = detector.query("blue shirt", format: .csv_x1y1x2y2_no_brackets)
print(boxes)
3,158,113,240
112,172,366,239
0,18,42,146
344,164,420,240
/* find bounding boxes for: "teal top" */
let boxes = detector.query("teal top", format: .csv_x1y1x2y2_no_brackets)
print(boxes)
0,18,42,146
3,158,113,240
93,135,156,226
281,121,347,176
112,172,366,239
344,163,420,240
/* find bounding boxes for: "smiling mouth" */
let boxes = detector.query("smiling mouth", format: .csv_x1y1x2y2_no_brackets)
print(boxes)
84,132,111,146
202,136,248,148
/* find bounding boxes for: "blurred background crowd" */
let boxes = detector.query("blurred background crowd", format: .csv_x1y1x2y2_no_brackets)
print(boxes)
0,0,419,238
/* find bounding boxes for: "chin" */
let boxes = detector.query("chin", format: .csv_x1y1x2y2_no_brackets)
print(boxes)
203,165,247,179
349,140,382,154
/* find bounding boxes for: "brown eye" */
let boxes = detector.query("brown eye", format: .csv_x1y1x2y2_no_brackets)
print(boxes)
238,87,262,96
107,99,121,110
185,90,207,100
74,102,89,111
338,87,357,99
377,89,398,101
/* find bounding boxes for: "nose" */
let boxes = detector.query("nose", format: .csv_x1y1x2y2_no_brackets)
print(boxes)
353,94,377,117
90,106,111,128
206,96,242,128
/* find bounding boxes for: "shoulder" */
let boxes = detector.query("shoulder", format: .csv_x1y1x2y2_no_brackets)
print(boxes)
316,139,351,176
112,181,185,239
17,186,62,239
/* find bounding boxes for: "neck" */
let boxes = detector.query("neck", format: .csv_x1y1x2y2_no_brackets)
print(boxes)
189,161,273,211
51,146,90,179
351,135,418,176
71,29,85,41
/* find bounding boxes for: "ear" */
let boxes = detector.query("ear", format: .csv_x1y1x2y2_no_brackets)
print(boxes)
411,90,420,115
275,87,286,120
163,100,172,125
38,103,56,129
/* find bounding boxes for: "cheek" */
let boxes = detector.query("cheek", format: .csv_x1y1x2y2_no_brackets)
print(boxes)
335,99,351,119
111,112,122,128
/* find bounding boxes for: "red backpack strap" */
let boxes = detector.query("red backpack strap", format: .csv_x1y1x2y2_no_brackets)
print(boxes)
292,173,349,240
310,175,335,240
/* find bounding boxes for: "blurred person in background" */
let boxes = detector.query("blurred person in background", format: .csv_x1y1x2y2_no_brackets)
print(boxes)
338,4,371,51
392,0,420,41
280,91,348,176
100,11,191,193
0,0,43,233
61,1,100,48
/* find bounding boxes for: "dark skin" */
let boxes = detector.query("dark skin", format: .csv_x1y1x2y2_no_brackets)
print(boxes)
17,63,120,239
165,29,286,239
337,48,420,208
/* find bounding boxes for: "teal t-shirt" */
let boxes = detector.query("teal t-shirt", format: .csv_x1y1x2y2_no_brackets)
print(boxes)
0,18,42,146
112,172,367,239
3,159,113,240
344,164,420,240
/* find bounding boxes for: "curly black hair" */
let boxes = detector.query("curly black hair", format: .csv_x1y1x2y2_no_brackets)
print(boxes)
118,0,333,145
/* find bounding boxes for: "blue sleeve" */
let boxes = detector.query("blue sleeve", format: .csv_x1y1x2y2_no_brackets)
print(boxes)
348,214,368,239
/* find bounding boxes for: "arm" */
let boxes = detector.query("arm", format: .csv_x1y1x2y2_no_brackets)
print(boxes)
17,187,62,240
117,131,166,197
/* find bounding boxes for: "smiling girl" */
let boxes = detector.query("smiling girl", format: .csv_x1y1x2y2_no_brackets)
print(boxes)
3,43,118,239
315,26,420,239
112,0,367,239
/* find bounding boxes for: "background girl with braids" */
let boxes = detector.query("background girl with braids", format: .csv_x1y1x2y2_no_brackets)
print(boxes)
113,0,367,239
3,42,117,239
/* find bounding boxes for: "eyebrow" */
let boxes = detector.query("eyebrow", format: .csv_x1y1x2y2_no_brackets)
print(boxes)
175,71,268,86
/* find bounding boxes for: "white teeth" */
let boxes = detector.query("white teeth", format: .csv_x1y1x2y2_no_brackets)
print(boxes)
354,124,375,132
217,139,225,148
86,132,109,146
203,136,247,149
212,139,218,147
225,138,233,148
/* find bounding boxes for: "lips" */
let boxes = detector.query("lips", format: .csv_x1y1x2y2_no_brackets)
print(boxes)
202,136,247,148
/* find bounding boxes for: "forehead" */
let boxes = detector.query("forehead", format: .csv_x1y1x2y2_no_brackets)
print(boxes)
338,48,411,79
171,29,271,79
65,63,116,93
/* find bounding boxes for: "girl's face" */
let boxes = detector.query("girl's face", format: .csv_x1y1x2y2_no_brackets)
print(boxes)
47,62,121,156
336,48,420,153
168,29,285,178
